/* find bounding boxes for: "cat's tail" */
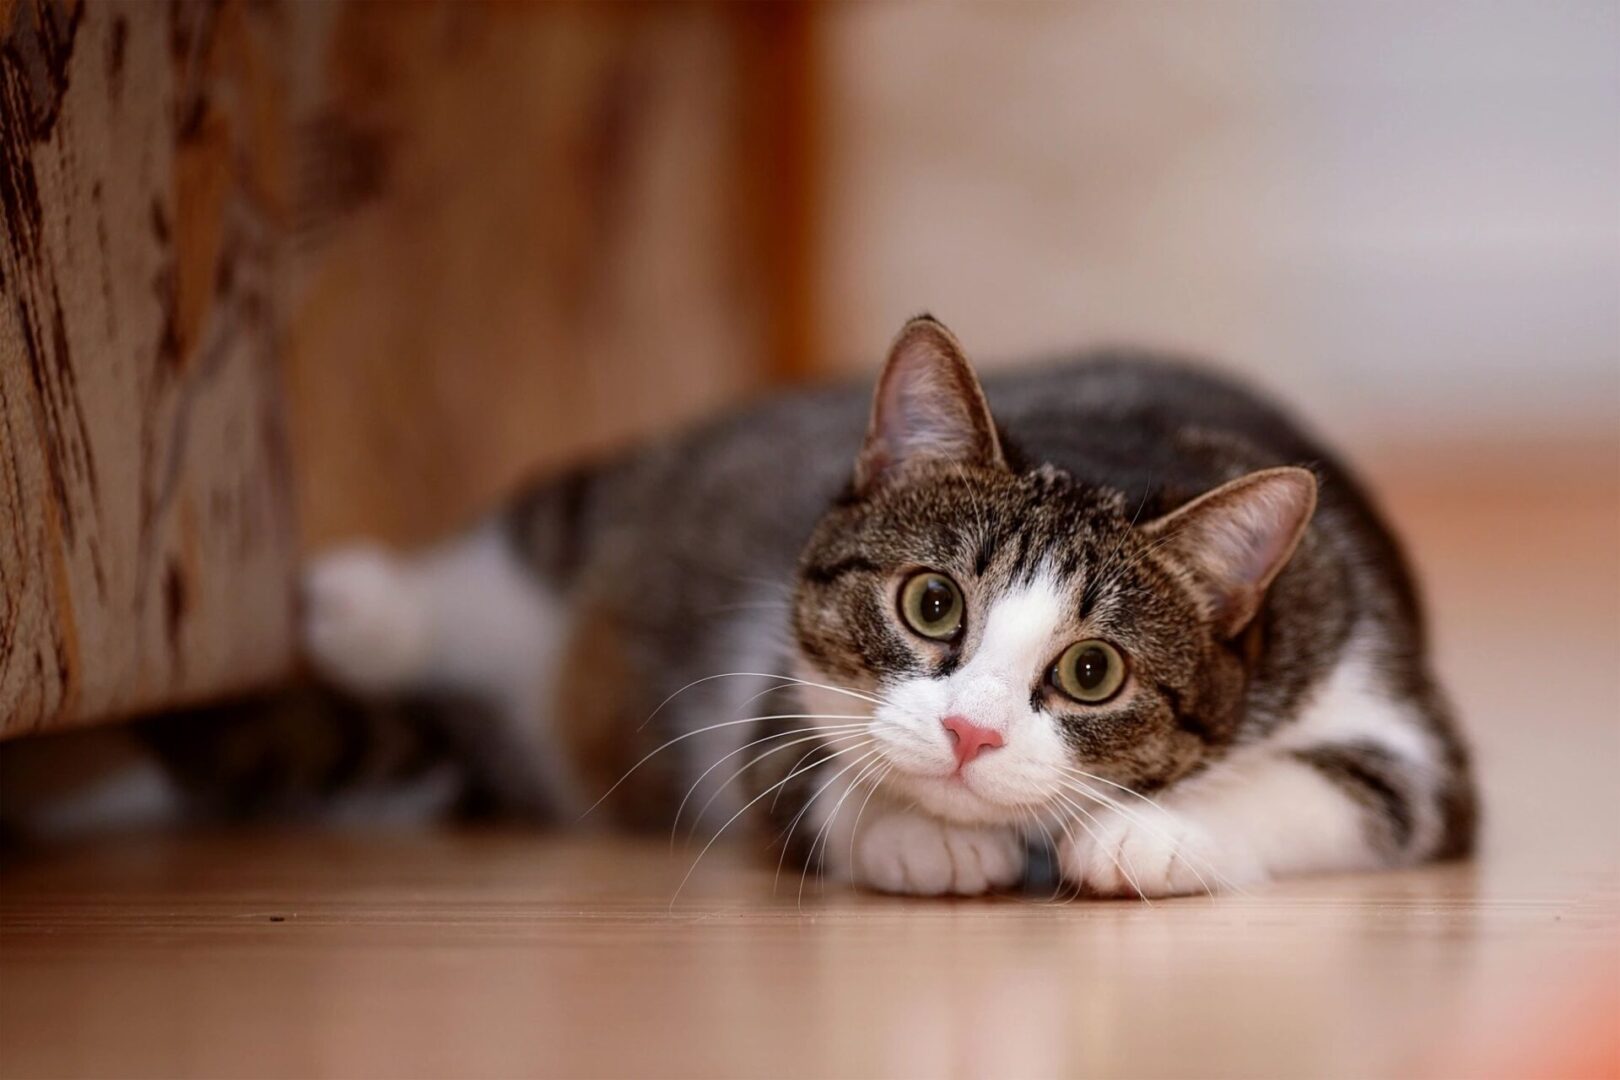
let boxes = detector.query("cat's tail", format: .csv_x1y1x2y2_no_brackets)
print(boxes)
0,684,555,851
3,466,599,851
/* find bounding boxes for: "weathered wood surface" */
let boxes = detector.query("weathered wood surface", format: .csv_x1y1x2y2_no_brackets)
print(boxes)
282,3,809,549
0,0,814,737
0,0,298,738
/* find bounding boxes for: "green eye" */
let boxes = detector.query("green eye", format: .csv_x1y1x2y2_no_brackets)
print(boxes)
1052,640,1128,704
898,572,965,641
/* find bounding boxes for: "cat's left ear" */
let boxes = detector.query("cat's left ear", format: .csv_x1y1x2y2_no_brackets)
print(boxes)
854,316,1006,493
1140,467,1318,638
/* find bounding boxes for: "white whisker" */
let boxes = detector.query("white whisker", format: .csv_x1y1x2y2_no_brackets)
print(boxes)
1058,765,1248,895
1055,772,1243,896
802,756,889,905
843,763,893,880
580,713,870,820
1090,520,1193,602
1057,779,1213,896
772,746,881,889
1052,789,1152,903
637,672,886,733
1084,477,1156,608
670,740,876,907
676,725,871,846
731,679,888,718
1045,805,1090,904
1008,806,1056,905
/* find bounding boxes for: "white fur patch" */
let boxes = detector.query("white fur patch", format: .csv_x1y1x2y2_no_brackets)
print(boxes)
1271,632,1435,765
866,571,1074,825
853,810,1025,896
675,591,810,834
1266,629,1443,856
1059,750,1383,897
304,526,583,815
1058,627,1442,897
305,547,433,693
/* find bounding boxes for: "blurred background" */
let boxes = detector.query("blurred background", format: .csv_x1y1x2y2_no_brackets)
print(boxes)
283,1,1620,549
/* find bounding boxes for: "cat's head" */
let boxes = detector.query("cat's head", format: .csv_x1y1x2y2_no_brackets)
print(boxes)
790,317,1316,826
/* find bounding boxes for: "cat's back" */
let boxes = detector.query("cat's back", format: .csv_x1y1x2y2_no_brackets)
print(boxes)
985,353,1342,508
990,353,1422,633
647,350,1332,486
570,350,1378,569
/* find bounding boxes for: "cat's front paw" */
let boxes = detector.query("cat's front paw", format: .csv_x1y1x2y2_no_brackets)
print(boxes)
853,813,1024,896
303,546,430,694
1057,807,1263,898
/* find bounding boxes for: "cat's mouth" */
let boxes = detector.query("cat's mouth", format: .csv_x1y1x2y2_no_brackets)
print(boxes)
882,758,1035,825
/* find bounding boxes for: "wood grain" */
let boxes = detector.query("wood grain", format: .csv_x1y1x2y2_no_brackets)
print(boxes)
281,3,808,551
0,1,298,739
0,1,818,735
1,831,1614,1080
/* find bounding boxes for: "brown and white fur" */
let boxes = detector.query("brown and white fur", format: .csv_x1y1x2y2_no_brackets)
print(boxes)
296,317,1474,897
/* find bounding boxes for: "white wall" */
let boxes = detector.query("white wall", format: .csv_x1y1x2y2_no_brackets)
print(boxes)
817,1,1619,447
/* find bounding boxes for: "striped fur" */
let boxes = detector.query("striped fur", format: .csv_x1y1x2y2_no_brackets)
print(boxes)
3,318,1475,899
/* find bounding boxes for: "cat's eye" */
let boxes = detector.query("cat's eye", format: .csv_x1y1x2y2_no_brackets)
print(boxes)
1051,640,1127,704
898,571,965,641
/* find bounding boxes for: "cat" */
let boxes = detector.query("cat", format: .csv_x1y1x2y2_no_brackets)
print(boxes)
287,315,1475,897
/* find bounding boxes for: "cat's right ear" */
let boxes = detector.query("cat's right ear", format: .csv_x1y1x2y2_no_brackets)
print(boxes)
853,316,1006,493
1139,466,1318,638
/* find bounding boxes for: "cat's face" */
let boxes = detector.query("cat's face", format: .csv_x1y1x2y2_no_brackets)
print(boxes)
790,318,1315,827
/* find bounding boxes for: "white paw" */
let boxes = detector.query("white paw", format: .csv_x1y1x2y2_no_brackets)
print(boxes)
853,813,1025,896
1057,807,1264,898
303,546,430,694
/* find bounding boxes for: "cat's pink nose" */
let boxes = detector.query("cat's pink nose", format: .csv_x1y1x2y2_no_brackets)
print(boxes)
941,715,1005,767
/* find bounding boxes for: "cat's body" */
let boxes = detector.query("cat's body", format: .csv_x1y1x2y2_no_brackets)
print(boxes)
294,322,1474,896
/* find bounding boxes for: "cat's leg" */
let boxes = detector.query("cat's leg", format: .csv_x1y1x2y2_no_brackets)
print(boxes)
303,524,584,813
849,809,1027,896
1055,750,1374,897
304,524,562,702
303,545,435,694
1057,684,1450,898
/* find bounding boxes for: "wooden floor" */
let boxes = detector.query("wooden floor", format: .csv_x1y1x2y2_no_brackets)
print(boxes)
2,453,1618,1080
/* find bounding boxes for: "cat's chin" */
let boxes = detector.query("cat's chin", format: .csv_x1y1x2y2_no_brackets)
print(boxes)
883,767,1032,827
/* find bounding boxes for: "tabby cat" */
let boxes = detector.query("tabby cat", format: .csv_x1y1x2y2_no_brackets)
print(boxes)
3,317,1475,896
294,316,1474,896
